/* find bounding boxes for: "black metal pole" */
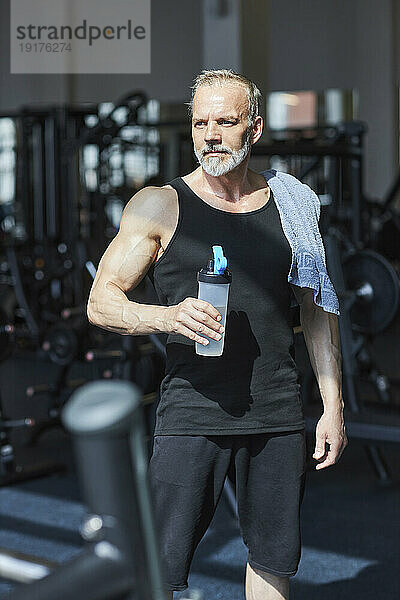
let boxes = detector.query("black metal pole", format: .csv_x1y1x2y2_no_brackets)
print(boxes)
62,380,166,600
6,544,134,600
7,380,167,600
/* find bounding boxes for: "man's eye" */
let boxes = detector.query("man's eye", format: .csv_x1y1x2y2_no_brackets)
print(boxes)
221,120,234,125
194,121,206,127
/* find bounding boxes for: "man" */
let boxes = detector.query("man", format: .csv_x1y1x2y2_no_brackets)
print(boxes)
87,69,348,600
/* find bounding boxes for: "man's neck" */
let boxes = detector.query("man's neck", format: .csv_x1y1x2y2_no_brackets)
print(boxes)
198,164,255,203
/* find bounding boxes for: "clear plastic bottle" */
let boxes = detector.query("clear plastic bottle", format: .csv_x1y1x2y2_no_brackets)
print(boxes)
195,246,232,357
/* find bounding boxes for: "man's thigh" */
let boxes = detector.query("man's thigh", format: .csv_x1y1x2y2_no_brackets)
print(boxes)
235,430,307,577
148,434,233,591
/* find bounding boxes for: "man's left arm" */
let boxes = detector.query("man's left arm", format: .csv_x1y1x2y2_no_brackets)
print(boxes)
291,284,348,470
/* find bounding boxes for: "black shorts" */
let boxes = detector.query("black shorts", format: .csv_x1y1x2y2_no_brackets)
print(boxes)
148,430,307,592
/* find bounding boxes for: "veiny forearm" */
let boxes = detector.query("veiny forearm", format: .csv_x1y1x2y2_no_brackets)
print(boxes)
87,280,170,336
300,301,344,414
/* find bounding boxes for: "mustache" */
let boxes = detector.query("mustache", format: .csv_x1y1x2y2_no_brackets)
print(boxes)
201,145,233,156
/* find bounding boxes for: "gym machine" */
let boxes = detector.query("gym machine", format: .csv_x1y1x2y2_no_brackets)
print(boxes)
2,380,167,600
0,92,167,485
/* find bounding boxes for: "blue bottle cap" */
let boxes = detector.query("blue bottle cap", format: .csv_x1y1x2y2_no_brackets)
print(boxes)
212,246,227,274
197,245,232,284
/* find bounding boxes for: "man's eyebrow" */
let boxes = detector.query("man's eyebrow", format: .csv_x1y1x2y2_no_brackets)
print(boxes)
192,115,239,121
218,115,239,120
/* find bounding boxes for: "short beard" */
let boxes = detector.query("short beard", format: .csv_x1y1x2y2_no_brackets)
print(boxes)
194,129,252,177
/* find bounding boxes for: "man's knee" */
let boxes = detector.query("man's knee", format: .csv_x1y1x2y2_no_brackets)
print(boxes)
248,562,289,582
246,561,290,597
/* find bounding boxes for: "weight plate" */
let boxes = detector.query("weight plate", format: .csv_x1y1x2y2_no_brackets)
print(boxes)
343,250,399,334
44,323,78,366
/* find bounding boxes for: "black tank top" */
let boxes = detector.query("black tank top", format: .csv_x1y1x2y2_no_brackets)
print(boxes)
147,176,304,435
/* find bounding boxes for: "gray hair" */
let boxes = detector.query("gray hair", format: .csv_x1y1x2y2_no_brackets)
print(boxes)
187,69,262,126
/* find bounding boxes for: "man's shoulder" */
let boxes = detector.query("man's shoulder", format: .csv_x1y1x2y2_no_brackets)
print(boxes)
124,184,177,215
119,184,177,233
131,183,177,204
261,169,320,219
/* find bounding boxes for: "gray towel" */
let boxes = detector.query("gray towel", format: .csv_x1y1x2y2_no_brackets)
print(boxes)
262,169,340,315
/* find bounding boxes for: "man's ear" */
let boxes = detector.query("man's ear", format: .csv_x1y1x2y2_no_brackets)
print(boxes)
251,115,263,145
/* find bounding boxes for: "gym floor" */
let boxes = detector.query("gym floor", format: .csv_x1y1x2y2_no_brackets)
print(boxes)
0,421,399,599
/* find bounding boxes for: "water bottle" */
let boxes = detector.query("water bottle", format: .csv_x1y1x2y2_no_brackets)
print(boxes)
195,245,232,357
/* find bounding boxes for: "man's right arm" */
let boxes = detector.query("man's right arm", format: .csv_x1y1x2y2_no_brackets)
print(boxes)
87,186,224,345
87,186,172,336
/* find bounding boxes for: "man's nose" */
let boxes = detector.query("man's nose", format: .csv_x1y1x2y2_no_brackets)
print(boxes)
204,122,221,144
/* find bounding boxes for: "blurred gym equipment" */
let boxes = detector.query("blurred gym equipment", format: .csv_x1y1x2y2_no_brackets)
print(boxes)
0,92,167,485
2,380,167,600
342,249,399,335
